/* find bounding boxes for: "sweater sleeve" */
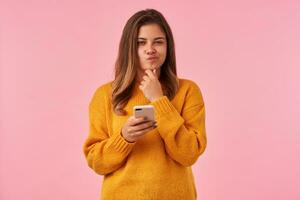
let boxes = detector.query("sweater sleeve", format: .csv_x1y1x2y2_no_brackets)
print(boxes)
83,86,136,175
150,82,207,167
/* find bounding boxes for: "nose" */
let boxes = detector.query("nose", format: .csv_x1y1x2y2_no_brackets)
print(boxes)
145,45,156,55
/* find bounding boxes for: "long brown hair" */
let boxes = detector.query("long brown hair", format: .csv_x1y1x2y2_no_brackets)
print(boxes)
112,9,179,115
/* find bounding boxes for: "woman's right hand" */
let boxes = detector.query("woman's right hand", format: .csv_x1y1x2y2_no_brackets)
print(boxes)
121,116,157,143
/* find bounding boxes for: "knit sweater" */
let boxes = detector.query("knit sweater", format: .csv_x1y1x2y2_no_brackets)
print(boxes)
83,78,207,200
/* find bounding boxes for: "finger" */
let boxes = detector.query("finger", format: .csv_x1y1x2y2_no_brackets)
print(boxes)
128,116,145,126
131,121,155,132
153,69,157,75
133,119,154,127
127,116,135,124
132,125,155,137
141,80,146,85
142,75,151,81
144,69,156,79
152,69,158,79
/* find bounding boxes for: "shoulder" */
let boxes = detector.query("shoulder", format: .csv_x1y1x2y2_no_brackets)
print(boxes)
93,81,113,97
178,78,201,90
177,78,205,106
89,81,113,108
178,78,203,96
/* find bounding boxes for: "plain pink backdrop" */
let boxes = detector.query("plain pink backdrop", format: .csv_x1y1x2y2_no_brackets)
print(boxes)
1,0,299,199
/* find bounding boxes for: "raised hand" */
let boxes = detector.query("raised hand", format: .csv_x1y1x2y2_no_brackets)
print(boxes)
139,69,163,102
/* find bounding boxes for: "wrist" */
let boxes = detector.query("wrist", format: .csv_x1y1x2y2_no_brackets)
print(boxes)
120,130,136,143
150,95,164,102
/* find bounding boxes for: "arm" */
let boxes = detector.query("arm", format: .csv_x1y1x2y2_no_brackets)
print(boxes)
82,86,135,175
150,83,207,167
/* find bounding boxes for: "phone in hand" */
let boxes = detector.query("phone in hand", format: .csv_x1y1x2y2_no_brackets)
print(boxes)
133,105,155,121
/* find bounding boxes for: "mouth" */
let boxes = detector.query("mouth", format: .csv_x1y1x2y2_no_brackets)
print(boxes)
147,57,158,61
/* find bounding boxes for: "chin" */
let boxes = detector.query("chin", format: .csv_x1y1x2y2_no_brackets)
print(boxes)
149,65,161,70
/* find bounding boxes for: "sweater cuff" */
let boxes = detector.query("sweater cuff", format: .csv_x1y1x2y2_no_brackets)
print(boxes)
150,96,184,139
150,96,178,119
106,131,136,154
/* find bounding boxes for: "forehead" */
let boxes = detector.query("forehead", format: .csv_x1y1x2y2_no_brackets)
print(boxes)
138,23,166,38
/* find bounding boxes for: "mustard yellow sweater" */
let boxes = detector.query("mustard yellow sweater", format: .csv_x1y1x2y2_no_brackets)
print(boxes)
83,78,207,200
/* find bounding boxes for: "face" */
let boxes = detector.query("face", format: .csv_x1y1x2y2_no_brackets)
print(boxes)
136,23,167,78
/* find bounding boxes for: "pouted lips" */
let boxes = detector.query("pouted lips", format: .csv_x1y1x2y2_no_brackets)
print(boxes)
147,57,158,60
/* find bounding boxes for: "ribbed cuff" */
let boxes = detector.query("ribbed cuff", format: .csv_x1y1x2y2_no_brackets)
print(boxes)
150,96,185,139
150,96,178,119
106,131,136,154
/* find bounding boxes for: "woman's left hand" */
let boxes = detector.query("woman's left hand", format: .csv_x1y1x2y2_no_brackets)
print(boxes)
139,69,164,102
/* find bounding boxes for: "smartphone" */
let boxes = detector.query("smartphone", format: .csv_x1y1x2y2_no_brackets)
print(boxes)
133,105,155,121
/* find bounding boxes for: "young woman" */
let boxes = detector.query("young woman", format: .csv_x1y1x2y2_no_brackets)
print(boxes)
83,9,207,200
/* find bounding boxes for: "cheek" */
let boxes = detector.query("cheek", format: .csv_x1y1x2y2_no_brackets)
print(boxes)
137,48,144,62
137,48,142,57
158,47,167,61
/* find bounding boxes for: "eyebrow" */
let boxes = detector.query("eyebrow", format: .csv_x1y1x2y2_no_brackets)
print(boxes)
138,37,166,40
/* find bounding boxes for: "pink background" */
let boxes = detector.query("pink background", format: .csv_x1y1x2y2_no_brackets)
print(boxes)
1,0,299,199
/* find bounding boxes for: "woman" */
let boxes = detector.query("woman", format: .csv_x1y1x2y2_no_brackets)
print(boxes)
83,8,207,200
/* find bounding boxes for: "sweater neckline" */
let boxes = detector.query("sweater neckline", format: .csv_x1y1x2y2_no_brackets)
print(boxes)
132,82,150,104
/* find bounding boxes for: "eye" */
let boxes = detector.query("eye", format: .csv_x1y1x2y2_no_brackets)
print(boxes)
137,41,146,45
155,41,164,44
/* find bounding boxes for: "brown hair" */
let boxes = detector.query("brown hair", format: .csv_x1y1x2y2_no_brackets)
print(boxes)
112,9,179,115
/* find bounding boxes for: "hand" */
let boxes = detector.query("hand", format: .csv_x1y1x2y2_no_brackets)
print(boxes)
139,69,163,102
121,116,157,143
